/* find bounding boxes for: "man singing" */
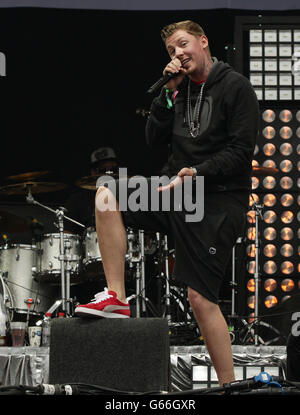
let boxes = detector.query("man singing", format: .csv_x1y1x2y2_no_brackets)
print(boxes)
75,20,259,386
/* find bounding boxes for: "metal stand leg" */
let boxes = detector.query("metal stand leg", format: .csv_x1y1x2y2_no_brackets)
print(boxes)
26,186,85,318
127,229,147,318
163,235,171,324
253,203,263,345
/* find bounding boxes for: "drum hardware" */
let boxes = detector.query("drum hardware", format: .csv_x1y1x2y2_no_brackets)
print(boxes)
126,229,148,318
26,186,85,317
162,235,171,323
0,246,55,318
227,235,244,342
149,234,193,324
0,181,67,195
75,171,131,191
226,201,264,345
5,170,52,183
228,199,285,346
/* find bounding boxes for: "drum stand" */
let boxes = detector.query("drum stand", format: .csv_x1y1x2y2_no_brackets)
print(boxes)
162,234,171,323
229,202,264,345
155,234,192,324
26,186,85,317
126,229,145,317
127,229,159,318
234,201,284,345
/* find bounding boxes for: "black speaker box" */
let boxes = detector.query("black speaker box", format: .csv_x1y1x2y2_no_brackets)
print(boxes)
49,317,170,393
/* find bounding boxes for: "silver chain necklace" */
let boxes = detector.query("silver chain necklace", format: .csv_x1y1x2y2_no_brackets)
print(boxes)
186,79,205,138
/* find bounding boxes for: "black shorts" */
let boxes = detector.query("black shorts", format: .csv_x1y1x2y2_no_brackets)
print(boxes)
104,177,247,304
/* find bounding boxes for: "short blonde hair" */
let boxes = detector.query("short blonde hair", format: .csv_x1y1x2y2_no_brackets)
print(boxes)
160,20,206,42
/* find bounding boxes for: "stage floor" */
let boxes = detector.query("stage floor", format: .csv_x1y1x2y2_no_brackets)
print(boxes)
0,345,287,392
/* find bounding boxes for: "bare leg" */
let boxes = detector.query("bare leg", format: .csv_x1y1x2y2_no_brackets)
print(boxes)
94,186,127,303
188,287,235,386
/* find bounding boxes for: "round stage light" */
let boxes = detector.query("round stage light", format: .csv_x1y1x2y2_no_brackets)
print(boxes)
247,260,256,274
280,176,293,189
279,109,292,123
247,295,255,309
263,194,276,207
281,278,295,292
249,193,259,206
280,143,293,156
296,127,300,138
264,210,277,224
264,261,277,274
247,227,256,241
247,210,256,223
252,160,259,167
264,278,277,292
281,193,294,207
281,227,294,240
263,143,276,156
247,244,256,258
247,279,255,292
281,211,294,224
264,295,278,308
264,227,277,241
252,176,259,190
280,243,294,257
280,160,293,173
264,244,277,257
263,160,277,169
262,126,276,139
281,261,294,274
296,110,300,122
281,295,291,303
262,109,276,122
279,126,293,139
263,176,276,189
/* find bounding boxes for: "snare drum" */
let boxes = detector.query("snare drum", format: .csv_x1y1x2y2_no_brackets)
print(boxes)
36,233,82,283
0,244,55,315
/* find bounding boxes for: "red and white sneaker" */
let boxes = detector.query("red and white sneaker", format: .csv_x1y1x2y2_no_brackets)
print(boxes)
74,288,130,318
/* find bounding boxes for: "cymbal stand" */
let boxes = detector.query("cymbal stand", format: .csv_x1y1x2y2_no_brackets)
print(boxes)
163,235,171,323
239,200,264,345
228,236,243,343
126,229,145,317
252,201,264,345
26,185,85,317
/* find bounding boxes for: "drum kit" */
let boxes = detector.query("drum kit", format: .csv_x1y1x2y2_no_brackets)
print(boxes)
0,170,178,326
0,165,285,344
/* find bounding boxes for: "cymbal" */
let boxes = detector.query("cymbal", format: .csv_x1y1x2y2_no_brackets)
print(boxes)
76,173,121,190
5,171,52,182
0,210,30,233
0,181,67,195
251,166,279,176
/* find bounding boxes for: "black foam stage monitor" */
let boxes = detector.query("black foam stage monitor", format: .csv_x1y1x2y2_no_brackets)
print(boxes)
49,317,170,393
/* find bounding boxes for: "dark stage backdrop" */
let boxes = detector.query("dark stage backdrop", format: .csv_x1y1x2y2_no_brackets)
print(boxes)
1,7,299,195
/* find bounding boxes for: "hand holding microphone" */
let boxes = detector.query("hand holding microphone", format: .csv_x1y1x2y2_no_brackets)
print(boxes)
163,57,187,91
147,57,187,94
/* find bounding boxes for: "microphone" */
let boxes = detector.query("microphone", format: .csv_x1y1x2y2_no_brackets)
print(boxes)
147,71,181,94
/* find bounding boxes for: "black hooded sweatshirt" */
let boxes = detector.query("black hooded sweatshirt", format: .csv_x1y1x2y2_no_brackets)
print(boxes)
145,58,259,198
